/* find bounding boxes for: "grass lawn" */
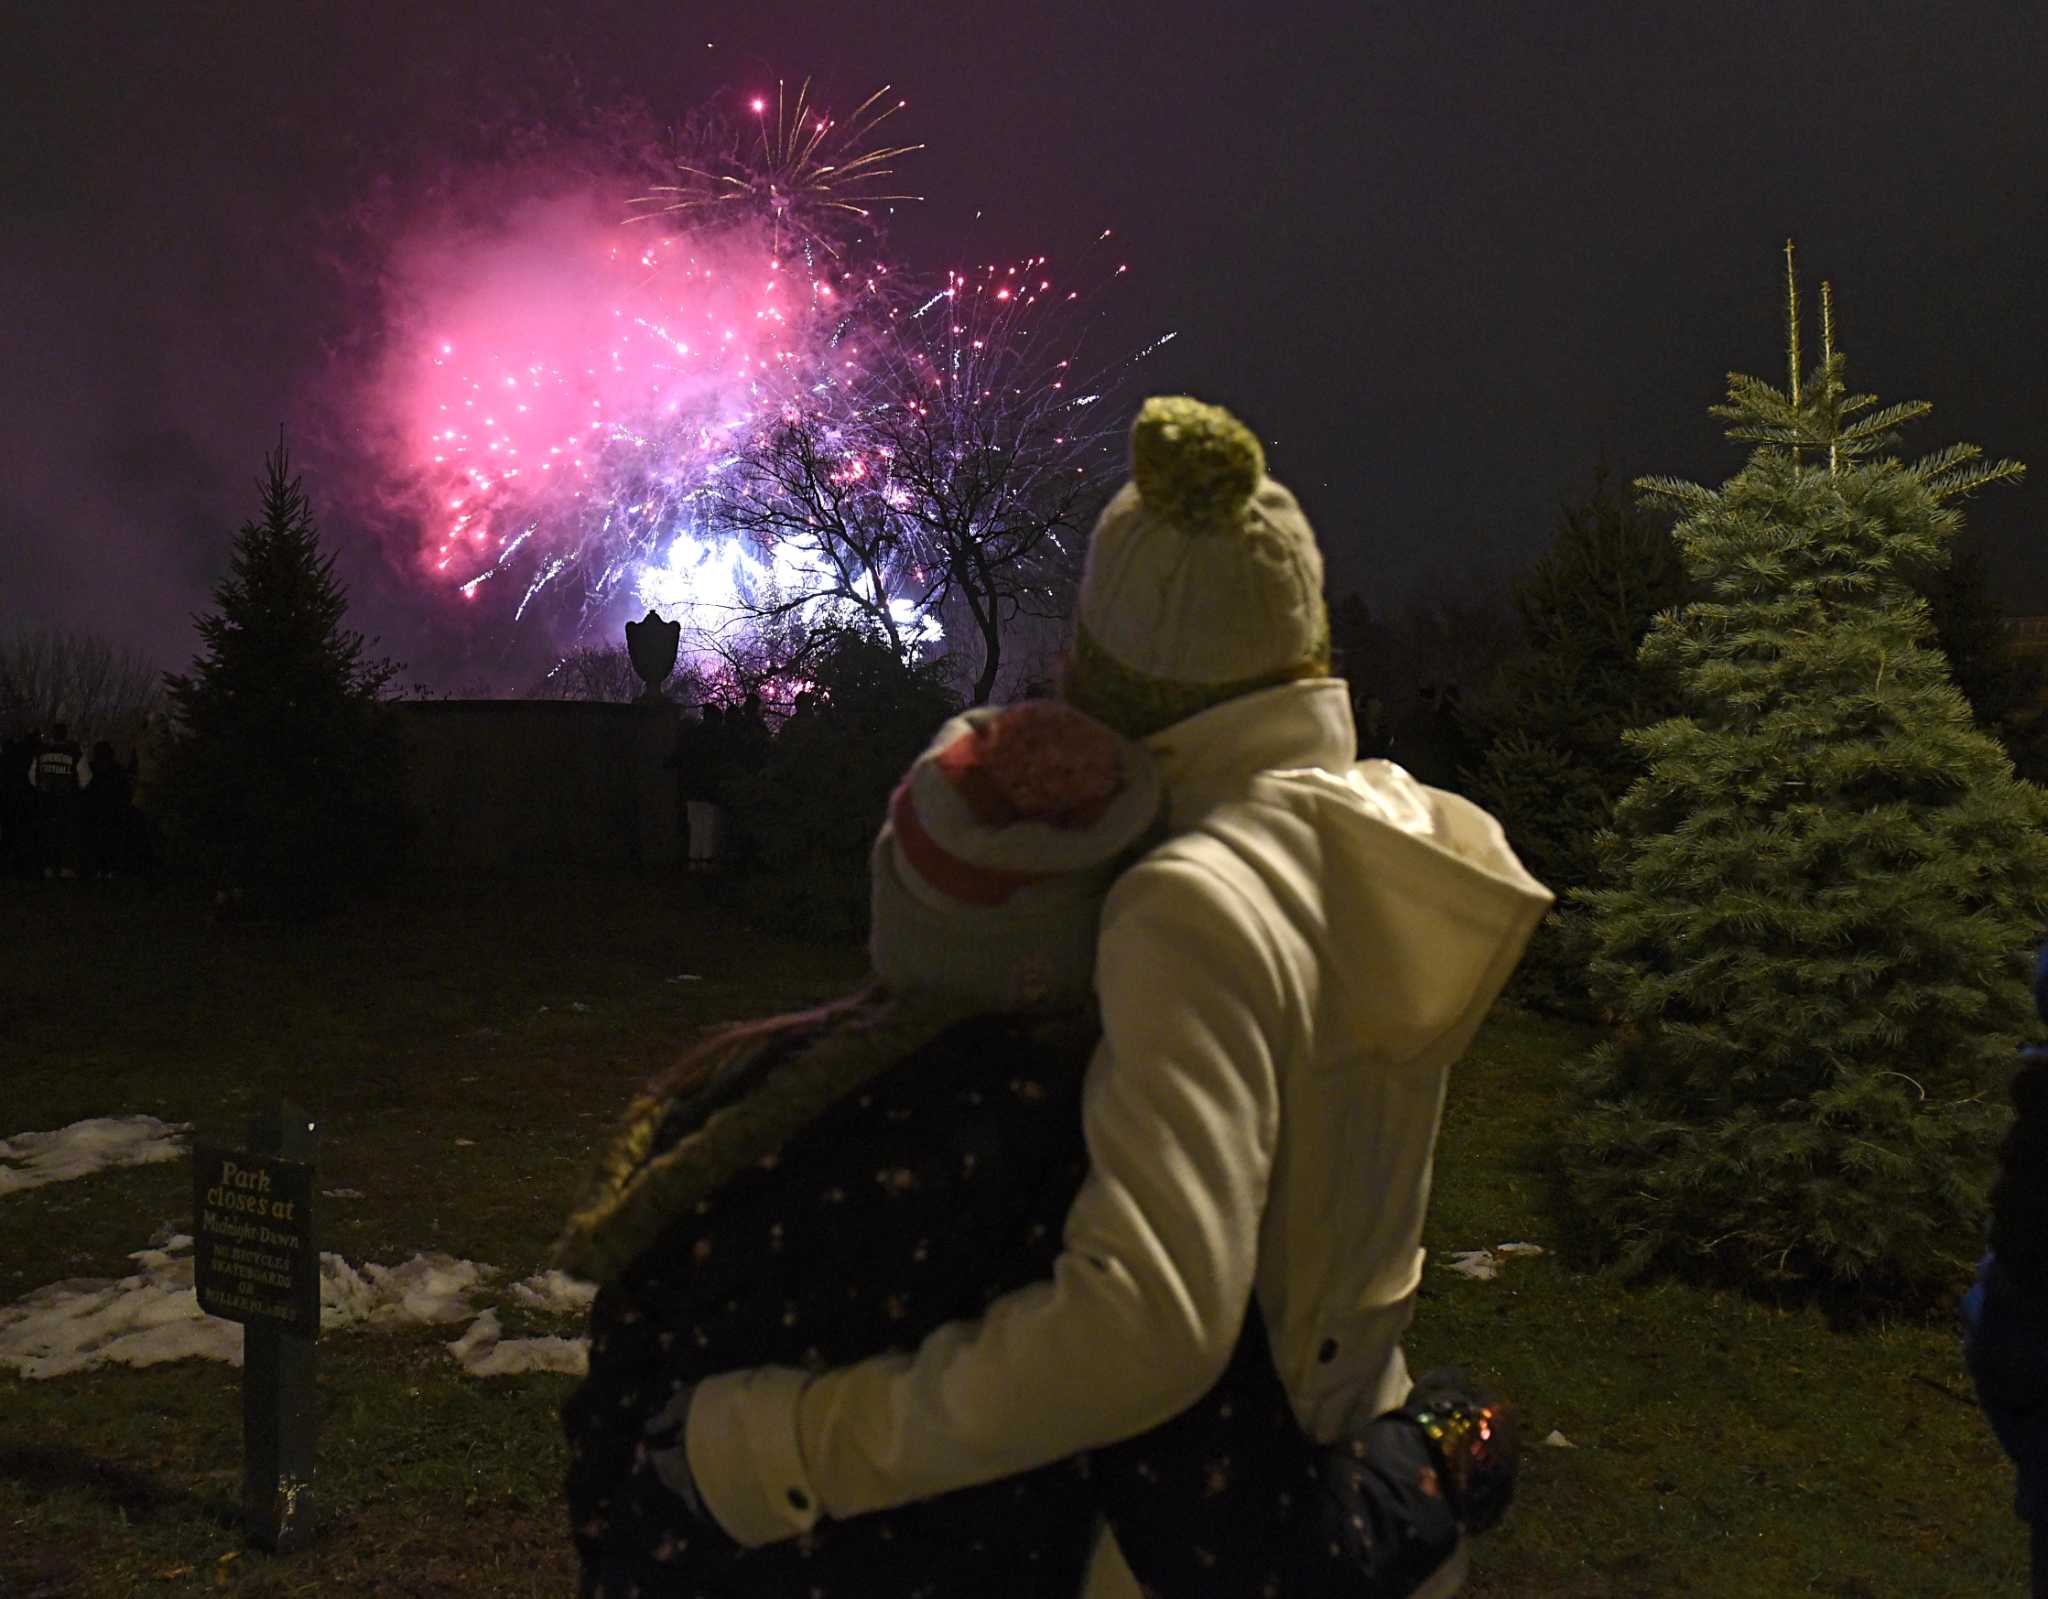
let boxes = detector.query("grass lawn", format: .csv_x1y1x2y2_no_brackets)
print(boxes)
0,873,2028,1597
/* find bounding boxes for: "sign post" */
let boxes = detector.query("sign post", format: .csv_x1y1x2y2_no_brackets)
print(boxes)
193,1100,320,1552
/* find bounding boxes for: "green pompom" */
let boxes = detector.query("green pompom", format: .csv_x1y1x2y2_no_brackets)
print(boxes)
1129,396,1265,534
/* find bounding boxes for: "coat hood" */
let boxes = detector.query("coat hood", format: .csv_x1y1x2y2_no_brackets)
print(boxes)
1145,680,1555,1068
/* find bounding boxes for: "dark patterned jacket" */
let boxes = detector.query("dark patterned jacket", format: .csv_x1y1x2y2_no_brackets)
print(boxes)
557,994,1390,1599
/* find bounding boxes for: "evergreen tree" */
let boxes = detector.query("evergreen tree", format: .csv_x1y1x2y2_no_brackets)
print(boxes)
161,437,410,917
1456,455,1697,1016
1557,245,2047,1312
1458,456,2024,1021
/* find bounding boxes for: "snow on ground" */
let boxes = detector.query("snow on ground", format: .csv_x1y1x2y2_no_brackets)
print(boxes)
1443,1241,1547,1281
0,1232,597,1381
2,1116,600,1382
448,1309,592,1378
0,1116,195,1196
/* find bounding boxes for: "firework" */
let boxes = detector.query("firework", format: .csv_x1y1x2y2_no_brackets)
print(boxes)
629,79,925,261
383,188,892,642
694,236,1173,682
362,83,1172,696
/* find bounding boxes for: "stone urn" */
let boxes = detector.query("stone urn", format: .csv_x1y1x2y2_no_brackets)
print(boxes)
624,611,681,703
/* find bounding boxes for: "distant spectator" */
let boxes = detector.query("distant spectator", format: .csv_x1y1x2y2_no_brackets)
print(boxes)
0,727,38,879
1962,939,2048,1597
728,692,772,776
1385,681,1477,787
1358,692,1390,759
31,721,83,878
81,740,141,879
678,704,727,874
718,693,773,874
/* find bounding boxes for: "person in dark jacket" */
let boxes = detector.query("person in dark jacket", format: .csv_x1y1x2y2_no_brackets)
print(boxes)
32,721,83,878
0,727,39,879
677,704,727,874
555,700,1517,1599
81,740,136,878
1962,940,2048,1597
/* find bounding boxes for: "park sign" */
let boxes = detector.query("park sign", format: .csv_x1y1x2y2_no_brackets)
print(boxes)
192,1101,321,1553
193,1143,318,1338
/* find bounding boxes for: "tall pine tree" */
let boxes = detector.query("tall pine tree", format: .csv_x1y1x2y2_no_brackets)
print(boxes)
1557,244,2048,1312
161,438,410,917
1456,455,1696,1017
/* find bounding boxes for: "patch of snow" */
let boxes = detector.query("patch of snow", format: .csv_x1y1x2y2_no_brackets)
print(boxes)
447,1307,589,1378
1443,1242,1547,1281
0,1116,193,1197
0,1248,240,1379
322,1252,495,1328
510,1270,599,1315
1544,1430,1575,1448
1,1236,590,1382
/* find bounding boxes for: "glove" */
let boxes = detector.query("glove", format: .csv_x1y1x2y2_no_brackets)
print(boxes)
638,1383,740,1548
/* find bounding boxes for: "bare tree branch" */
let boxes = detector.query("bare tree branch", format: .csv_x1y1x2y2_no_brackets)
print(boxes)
0,625,167,746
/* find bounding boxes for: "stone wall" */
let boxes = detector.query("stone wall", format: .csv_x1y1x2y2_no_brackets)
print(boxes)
391,700,681,872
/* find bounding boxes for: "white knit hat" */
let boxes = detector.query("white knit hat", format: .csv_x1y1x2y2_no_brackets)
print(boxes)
1064,395,1330,740
869,701,1164,1011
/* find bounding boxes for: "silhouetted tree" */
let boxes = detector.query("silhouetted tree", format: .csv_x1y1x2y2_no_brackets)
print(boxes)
1455,456,1697,1016
159,437,410,918
0,625,165,752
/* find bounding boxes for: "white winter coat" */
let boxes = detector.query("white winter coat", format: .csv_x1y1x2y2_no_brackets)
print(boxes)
684,679,1555,1594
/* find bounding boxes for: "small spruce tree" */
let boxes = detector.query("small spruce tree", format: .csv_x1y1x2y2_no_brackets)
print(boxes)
1456,456,1696,1017
1558,244,2048,1312
161,437,410,918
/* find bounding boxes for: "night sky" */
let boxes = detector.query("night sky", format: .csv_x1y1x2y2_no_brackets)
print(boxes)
5,2,2044,692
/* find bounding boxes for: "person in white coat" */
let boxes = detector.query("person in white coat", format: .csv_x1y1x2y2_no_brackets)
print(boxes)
663,395,1556,1595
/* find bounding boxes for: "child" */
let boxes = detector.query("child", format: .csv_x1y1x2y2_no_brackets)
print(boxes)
1962,940,2048,1597
556,698,1515,1598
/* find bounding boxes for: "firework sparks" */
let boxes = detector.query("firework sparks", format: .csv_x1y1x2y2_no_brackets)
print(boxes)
629,78,925,261
691,240,1169,674
380,190,887,645
357,81,1171,693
